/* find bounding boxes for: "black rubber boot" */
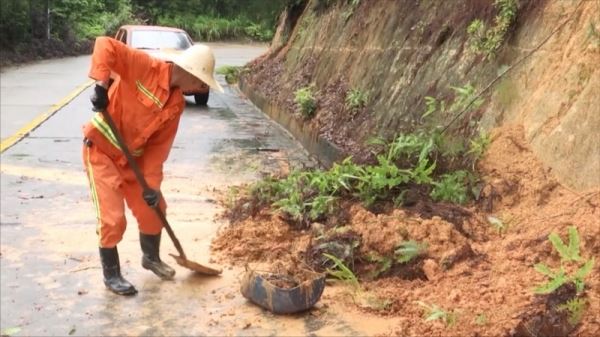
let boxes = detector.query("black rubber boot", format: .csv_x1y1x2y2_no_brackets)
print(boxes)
99,247,137,296
140,232,175,280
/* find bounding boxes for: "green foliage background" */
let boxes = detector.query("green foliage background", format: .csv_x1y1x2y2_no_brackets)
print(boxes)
1,0,293,52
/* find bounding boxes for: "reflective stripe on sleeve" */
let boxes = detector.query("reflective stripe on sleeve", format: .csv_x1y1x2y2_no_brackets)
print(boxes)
136,80,164,109
91,114,121,150
91,113,144,157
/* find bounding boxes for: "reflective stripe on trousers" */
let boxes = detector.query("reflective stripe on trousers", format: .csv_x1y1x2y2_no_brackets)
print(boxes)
82,141,166,248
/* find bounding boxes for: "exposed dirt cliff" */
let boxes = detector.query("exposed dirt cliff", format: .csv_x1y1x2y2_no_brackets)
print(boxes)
242,0,599,191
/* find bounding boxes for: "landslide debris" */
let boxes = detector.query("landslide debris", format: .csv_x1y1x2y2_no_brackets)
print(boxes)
212,125,599,337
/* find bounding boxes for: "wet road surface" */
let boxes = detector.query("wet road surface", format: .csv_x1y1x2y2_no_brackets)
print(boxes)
0,44,395,336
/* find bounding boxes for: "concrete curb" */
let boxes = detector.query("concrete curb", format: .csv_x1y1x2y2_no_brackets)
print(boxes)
238,76,344,168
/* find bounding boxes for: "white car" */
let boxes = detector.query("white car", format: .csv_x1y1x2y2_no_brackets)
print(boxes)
115,25,211,105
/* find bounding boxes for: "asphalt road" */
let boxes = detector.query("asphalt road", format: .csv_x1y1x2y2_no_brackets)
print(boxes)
0,44,394,336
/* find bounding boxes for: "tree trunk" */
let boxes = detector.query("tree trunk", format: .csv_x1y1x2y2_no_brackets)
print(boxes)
46,0,50,40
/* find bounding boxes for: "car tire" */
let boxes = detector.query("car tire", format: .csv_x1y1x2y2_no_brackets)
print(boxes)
194,92,209,105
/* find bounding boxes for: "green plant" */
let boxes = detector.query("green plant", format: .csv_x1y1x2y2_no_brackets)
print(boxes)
354,156,413,207
345,88,368,111
307,195,337,221
450,83,484,112
467,0,518,59
549,227,582,262
273,192,304,222
323,252,359,288
557,298,587,325
435,134,466,160
422,96,442,119
534,226,595,294
325,249,392,311
534,264,570,295
244,23,273,41
163,15,243,41
294,86,317,119
420,83,483,125
467,19,485,37
365,252,393,279
271,171,310,223
245,128,479,229
430,170,469,204
216,65,243,84
326,157,363,193
307,170,335,195
160,14,273,42
250,175,285,204
415,301,458,327
395,240,428,263
385,132,435,163
251,165,351,226
467,130,491,168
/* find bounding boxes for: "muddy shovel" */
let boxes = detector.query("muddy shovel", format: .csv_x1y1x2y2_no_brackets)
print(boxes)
99,109,222,276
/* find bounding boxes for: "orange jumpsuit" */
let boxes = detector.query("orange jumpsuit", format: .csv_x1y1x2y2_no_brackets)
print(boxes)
82,37,185,248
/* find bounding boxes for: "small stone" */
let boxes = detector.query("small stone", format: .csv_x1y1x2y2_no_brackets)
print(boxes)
422,259,439,280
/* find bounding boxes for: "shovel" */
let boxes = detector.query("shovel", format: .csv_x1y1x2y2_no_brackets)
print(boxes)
99,109,222,276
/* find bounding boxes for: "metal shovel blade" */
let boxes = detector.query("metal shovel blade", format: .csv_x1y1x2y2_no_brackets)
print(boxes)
169,253,222,275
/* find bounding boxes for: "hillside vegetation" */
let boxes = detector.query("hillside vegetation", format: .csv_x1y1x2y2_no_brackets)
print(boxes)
0,0,290,67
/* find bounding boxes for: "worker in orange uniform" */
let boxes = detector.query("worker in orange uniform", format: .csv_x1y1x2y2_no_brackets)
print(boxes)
82,36,223,296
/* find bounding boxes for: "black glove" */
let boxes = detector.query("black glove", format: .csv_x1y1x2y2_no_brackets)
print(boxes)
142,189,161,208
90,84,109,112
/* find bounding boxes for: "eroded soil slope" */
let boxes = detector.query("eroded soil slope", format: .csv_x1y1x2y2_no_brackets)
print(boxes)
244,0,599,190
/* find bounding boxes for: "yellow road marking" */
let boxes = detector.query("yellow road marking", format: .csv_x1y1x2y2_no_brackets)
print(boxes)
0,79,94,153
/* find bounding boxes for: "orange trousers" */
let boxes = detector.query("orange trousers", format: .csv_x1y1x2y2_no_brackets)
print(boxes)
83,142,166,248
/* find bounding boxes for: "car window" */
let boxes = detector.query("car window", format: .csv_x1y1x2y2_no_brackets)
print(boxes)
116,29,127,43
130,30,192,50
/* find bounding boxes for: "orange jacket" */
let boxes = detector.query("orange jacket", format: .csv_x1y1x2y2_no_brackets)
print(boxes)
83,37,185,186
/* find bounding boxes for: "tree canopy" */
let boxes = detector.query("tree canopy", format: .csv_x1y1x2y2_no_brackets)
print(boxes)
0,0,293,51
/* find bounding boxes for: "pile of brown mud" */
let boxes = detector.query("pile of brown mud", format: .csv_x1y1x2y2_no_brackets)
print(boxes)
211,125,599,337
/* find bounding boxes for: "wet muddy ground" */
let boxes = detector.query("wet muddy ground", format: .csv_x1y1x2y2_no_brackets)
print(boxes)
0,45,400,336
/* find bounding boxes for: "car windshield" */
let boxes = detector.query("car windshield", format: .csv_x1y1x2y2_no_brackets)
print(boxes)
131,30,192,50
